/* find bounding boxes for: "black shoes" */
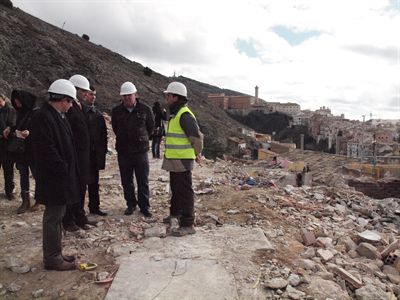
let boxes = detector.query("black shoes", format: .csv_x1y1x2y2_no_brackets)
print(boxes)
124,207,135,215
63,223,80,232
90,209,108,216
44,260,76,271
62,254,76,262
141,210,152,218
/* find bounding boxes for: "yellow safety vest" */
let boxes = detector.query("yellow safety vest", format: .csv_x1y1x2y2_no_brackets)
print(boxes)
165,106,196,159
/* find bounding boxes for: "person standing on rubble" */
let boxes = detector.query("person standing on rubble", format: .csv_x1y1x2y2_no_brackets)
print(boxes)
31,79,79,271
112,81,154,217
162,82,203,236
0,93,16,200
63,74,97,231
82,85,108,216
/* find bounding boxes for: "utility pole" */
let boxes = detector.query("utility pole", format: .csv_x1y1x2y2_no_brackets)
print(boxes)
361,115,365,159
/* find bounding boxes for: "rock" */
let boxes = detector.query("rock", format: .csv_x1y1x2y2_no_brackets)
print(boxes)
317,249,334,262
11,265,30,274
286,285,306,299
301,247,316,259
226,209,240,215
301,228,316,246
316,237,334,249
340,236,358,252
97,272,109,281
144,226,166,238
357,218,369,227
297,259,316,271
348,249,359,258
326,264,363,289
383,265,399,276
7,283,21,292
306,277,351,300
32,289,44,298
357,230,381,243
356,243,381,259
355,284,388,300
288,274,301,287
387,274,400,284
265,277,289,289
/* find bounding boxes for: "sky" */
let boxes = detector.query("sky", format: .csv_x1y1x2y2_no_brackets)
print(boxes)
12,0,400,121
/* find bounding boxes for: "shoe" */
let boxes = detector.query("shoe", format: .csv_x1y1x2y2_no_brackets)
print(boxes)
124,207,134,215
162,215,180,224
30,202,41,212
85,219,98,226
44,260,76,271
78,224,91,230
62,254,76,262
90,209,107,216
141,210,152,218
63,223,80,232
5,193,14,201
171,226,196,237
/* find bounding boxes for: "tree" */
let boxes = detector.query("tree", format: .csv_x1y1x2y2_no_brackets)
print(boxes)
0,0,13,8
143,67,153,77
82,34,90,41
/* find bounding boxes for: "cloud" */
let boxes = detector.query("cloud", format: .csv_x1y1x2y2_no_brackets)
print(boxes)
12,0,400,120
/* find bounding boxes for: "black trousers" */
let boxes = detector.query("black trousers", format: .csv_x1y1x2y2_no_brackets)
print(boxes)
87,169,100,212
43,205,66,266
118,152,150,212
170,171,194,227
0,160,14,195
62,182,87,227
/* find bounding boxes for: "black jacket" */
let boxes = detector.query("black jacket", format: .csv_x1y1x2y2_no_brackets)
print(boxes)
10,90,38,164
83,104,107,170
31,102,79,206
66,101,90,184
111,99,154,155
0,102,16,162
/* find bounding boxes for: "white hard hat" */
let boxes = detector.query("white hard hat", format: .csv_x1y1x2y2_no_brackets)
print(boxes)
48,79,77,99
69,74,90,91
164,82,187,98
120,81,137,95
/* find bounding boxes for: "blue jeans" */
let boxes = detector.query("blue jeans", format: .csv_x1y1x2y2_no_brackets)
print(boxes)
16,163,35,192
117,152,150,212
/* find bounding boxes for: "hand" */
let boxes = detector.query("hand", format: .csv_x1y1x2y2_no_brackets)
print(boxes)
195,153,203,166
3,127,11,139
21,130,30,138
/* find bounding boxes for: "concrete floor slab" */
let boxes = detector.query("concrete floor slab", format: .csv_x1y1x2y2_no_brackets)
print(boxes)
106,225,274,300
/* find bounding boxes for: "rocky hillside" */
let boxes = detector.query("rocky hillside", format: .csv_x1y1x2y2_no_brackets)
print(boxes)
0,4,246,157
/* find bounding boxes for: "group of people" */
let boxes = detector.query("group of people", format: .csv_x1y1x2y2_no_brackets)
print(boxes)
0,77,203,271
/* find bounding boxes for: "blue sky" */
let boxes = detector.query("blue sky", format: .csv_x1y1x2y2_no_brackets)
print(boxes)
11,0,400,120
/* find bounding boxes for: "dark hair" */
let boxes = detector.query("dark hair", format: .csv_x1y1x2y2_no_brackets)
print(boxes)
90,85,96,92
49,93,72,102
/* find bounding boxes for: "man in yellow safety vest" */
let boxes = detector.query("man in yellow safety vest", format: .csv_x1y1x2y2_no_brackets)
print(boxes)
162,82,203,236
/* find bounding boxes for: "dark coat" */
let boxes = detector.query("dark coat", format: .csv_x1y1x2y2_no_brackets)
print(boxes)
152,103,167,137
111,99,154,155
0,102,16,162
10,90,38,164
83,104,107,170
66,101,90,184
31,102,79,206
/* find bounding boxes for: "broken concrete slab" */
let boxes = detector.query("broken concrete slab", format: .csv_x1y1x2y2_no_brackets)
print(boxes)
106,258,238,300
106,226,274,300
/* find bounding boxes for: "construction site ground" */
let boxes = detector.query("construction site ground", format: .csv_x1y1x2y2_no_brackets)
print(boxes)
1,149,399,299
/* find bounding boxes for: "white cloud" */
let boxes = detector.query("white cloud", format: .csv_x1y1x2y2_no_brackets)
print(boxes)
12,0,400,120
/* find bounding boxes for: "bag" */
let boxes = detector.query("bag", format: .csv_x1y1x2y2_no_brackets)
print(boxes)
7,136,25,153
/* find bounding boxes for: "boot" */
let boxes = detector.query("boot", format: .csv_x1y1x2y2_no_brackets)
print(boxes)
17,191,31,214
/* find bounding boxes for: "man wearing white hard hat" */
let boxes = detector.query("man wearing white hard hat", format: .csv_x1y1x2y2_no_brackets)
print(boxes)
31,79,79,271
111,81,155,217
162,82,203,236
62,74,97,231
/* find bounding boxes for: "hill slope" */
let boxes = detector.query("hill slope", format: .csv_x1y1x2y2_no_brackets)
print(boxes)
0,5,246,156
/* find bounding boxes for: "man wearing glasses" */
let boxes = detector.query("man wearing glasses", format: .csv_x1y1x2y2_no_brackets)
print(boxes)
31,79,79,271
